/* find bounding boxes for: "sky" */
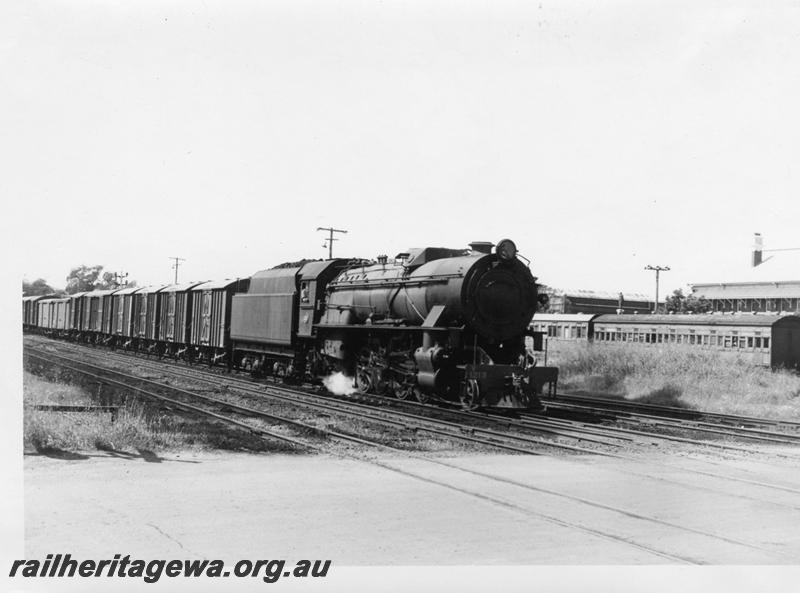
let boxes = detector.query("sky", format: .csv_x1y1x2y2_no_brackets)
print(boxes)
3,0,800,299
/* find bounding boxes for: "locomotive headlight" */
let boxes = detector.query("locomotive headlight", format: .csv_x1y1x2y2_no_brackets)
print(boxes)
496,239,517,261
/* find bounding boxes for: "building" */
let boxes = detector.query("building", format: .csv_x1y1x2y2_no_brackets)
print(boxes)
690,233,800,314
544,288,653,315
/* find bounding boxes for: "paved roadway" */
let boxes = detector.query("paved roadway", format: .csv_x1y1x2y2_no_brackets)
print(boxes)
23,449,800,565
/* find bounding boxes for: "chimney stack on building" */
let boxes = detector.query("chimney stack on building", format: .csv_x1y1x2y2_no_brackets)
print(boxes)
752,232,763,267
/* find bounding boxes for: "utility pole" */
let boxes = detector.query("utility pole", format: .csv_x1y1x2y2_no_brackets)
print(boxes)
169,256,186,284
644,265,670,313
316,227,347,259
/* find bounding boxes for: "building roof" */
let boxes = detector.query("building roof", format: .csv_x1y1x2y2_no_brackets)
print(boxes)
532,314,598,323
548,288,652,302
692,250,800,287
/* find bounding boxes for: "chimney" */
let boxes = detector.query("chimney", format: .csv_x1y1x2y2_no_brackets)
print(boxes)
752,233,763,267
469,241,494,254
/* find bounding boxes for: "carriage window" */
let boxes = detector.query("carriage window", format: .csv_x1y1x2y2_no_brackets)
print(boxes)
702,335,709,345
731,336,738,348
747,337,753,348
763,337,770,349
754,337,762,348
724,336,731,348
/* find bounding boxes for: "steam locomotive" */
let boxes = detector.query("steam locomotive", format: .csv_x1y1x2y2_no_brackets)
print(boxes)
24,239,557,410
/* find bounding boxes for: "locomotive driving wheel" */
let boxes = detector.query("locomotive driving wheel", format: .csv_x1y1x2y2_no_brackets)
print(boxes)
460,379,480,410
413,387,431,404
355,366,373,393
395,383,412,400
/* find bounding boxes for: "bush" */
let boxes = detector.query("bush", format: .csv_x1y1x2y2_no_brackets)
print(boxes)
547,342,800,419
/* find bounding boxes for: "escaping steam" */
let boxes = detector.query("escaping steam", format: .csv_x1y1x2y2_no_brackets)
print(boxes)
322,372,356,396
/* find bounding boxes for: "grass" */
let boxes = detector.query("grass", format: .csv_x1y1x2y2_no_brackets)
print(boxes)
545,342,800,420
23,371,293,455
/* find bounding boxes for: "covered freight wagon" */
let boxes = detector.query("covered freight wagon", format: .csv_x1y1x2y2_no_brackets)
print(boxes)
187,278,250,365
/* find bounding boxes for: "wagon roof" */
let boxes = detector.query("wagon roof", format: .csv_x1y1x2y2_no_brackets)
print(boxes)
81,288,123,297
160,281,207,293
112,286,144,296
190,278,249,291
136,284,172,295
23,294,55,302
593,313,800,327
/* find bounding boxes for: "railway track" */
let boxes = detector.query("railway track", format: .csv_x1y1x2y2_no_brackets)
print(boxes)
23,343,800,564
547,391,800,431
29,335,800,456
25,335,800,465
25,338,800,509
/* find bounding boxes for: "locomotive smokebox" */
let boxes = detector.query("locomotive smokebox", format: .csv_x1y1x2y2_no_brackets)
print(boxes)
462,251,537,342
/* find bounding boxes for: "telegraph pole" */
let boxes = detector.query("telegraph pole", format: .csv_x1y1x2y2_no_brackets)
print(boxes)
316,227,347,259
112,271,129,288
644,265,670,313
169,256,186,284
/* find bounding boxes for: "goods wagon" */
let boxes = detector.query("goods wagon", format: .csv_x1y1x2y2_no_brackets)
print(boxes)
110,286,144,348
133,285,170,353
77,289,120,341
156,281,206,357
188,278,251,365
23,295,52,329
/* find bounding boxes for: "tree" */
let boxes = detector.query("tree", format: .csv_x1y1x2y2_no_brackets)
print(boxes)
64,265,135,293
65,265,104,294
536,284,553,313
22,278,56,296
664,288,712,314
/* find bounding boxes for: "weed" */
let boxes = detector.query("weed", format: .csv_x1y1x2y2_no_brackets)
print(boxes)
546,342,800,419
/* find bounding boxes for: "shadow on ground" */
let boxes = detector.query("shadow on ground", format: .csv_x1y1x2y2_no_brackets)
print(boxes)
25,446,201,463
